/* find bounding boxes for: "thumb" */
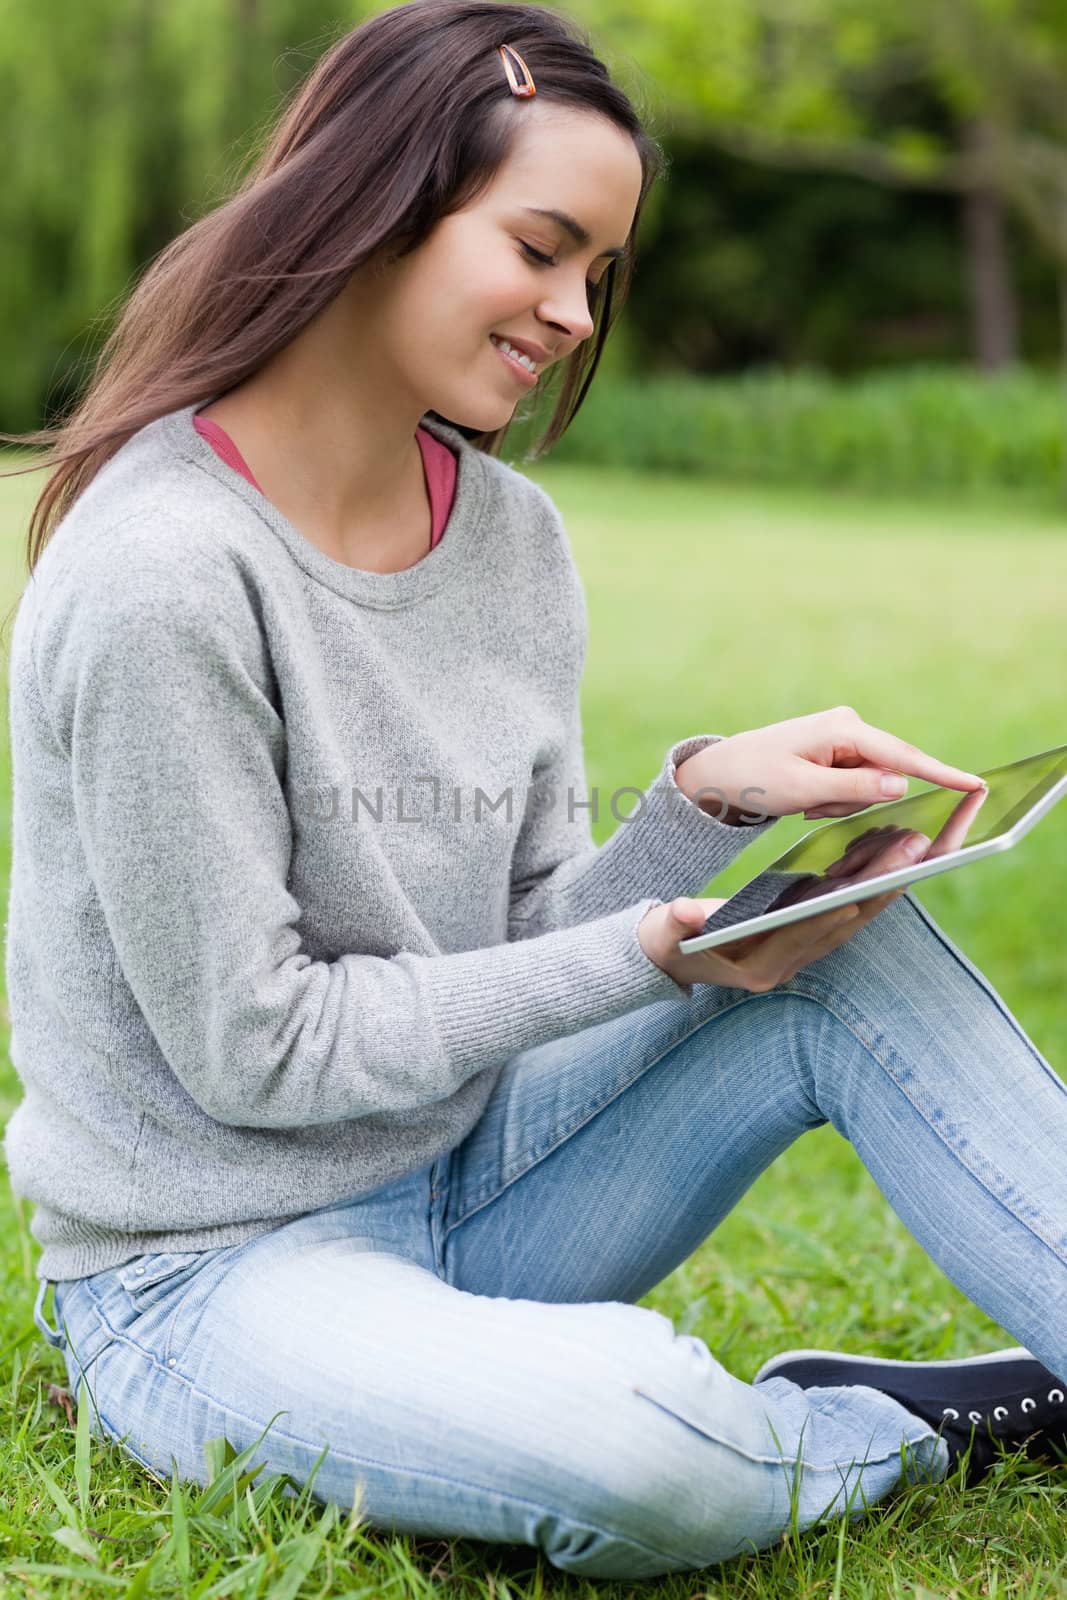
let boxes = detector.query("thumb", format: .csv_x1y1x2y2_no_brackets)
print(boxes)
666,896,708,930
816,765,907,807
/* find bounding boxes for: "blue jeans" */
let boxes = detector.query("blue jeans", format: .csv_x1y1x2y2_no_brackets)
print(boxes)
33,892,1067,1579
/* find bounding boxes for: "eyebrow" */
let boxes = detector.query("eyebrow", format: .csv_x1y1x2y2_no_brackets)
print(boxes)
520,207,627,259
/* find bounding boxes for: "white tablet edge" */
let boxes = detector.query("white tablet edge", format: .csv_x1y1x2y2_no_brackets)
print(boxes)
677,771,1067,955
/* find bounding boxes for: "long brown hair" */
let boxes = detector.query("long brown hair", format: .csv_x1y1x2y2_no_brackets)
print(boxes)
0,0,663,590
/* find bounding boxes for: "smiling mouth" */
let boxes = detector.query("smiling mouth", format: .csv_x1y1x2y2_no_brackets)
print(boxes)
489,334,540,381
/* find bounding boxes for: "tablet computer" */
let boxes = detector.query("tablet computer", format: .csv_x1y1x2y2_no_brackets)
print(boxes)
677,743,1067,956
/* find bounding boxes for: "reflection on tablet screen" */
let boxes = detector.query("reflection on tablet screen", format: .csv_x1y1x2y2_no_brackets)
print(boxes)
700,744,1067,938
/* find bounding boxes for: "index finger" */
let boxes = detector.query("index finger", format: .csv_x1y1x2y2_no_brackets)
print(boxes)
924,782,989,858
853,719,987,794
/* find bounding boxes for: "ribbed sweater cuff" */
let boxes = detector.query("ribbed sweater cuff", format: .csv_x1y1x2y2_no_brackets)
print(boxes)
424,897,693,1069
580,733,779,912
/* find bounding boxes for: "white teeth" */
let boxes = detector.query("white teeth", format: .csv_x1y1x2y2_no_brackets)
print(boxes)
491,335,538,373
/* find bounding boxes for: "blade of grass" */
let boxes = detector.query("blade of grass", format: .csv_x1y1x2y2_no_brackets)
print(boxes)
73,1376,90,1515
269,1529,328,1600
169,1468,190,1585
50,1524,98,1563
198,1553,267,1598
1,1560,125,1585
27,1452,83,1538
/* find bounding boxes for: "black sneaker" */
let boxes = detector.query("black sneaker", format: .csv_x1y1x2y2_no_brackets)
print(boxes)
753,1346,1067,1485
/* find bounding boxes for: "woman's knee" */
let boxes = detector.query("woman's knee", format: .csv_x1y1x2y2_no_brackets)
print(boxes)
519,1390,786,1578
410,1298,791,1578
518,1311,792,1575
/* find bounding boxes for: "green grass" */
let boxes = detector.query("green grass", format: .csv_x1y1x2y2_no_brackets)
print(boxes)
2,454,1067,1597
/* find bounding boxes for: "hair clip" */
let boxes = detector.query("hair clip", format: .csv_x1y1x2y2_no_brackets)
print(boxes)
498,43,536,98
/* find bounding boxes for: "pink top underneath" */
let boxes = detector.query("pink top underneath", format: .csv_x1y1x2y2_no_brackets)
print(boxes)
192,413,458,550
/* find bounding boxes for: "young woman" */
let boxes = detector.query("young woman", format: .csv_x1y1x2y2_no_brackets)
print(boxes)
5,0,1066,1580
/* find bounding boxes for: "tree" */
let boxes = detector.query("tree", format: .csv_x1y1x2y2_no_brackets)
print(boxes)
575,0,1067,472
582,0,1067,352
0,0,363,430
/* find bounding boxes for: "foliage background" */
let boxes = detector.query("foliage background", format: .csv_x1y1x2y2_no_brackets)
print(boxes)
3,0,1066,457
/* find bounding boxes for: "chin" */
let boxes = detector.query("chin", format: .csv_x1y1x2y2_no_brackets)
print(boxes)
429,395,518,435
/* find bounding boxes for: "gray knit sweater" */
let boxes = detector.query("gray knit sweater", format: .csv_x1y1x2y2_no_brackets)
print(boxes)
4,403,776,1281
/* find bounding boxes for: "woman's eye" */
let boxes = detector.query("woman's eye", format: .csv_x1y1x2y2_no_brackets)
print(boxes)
519,241,555,267
519,242,602,302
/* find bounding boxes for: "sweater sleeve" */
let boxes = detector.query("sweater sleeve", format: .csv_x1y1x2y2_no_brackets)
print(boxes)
32,544,690,1132
507,685,779,941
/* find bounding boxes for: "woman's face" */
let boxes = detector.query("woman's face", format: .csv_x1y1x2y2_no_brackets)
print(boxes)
366,102,645,432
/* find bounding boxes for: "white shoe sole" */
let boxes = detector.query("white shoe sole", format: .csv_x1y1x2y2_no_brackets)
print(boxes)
753,1344,1035,1386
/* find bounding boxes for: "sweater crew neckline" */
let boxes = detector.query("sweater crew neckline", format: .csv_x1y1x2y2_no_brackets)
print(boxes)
163,403,489,610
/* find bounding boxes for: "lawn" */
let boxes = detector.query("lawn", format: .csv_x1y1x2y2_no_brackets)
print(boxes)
1,453,1066,1598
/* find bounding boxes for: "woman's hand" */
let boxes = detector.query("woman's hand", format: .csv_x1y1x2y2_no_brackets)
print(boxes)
638,827,931,992
674,706,986,824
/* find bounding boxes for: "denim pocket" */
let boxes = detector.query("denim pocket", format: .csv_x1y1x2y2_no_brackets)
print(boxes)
116,1252,207,1315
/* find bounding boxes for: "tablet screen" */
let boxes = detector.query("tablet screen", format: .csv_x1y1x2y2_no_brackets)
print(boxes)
698,743,1067,940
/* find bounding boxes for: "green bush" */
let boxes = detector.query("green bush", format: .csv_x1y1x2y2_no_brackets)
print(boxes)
508,366,1067,501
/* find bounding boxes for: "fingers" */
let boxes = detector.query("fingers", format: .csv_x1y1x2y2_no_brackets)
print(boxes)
712,902,862,992
778,908,871,981
824,787,986,868
851,884,905,921
781,891,907,979
786,898,865,945
922,784,989,859
772,910,864,985
690,814,930,992
791,829,925,949
709,856,915,989
832,710,986,796
753,889,906,987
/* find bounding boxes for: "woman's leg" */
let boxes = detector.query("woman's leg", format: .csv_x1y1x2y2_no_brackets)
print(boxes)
428,890,1067,1533
49,1165,924,1582
442,891,1067,1361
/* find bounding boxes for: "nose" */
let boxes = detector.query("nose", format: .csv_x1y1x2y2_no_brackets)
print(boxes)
540,281,597,346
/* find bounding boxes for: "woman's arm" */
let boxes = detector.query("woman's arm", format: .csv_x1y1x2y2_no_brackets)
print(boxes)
31,537,690,1134
507,700,778,942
